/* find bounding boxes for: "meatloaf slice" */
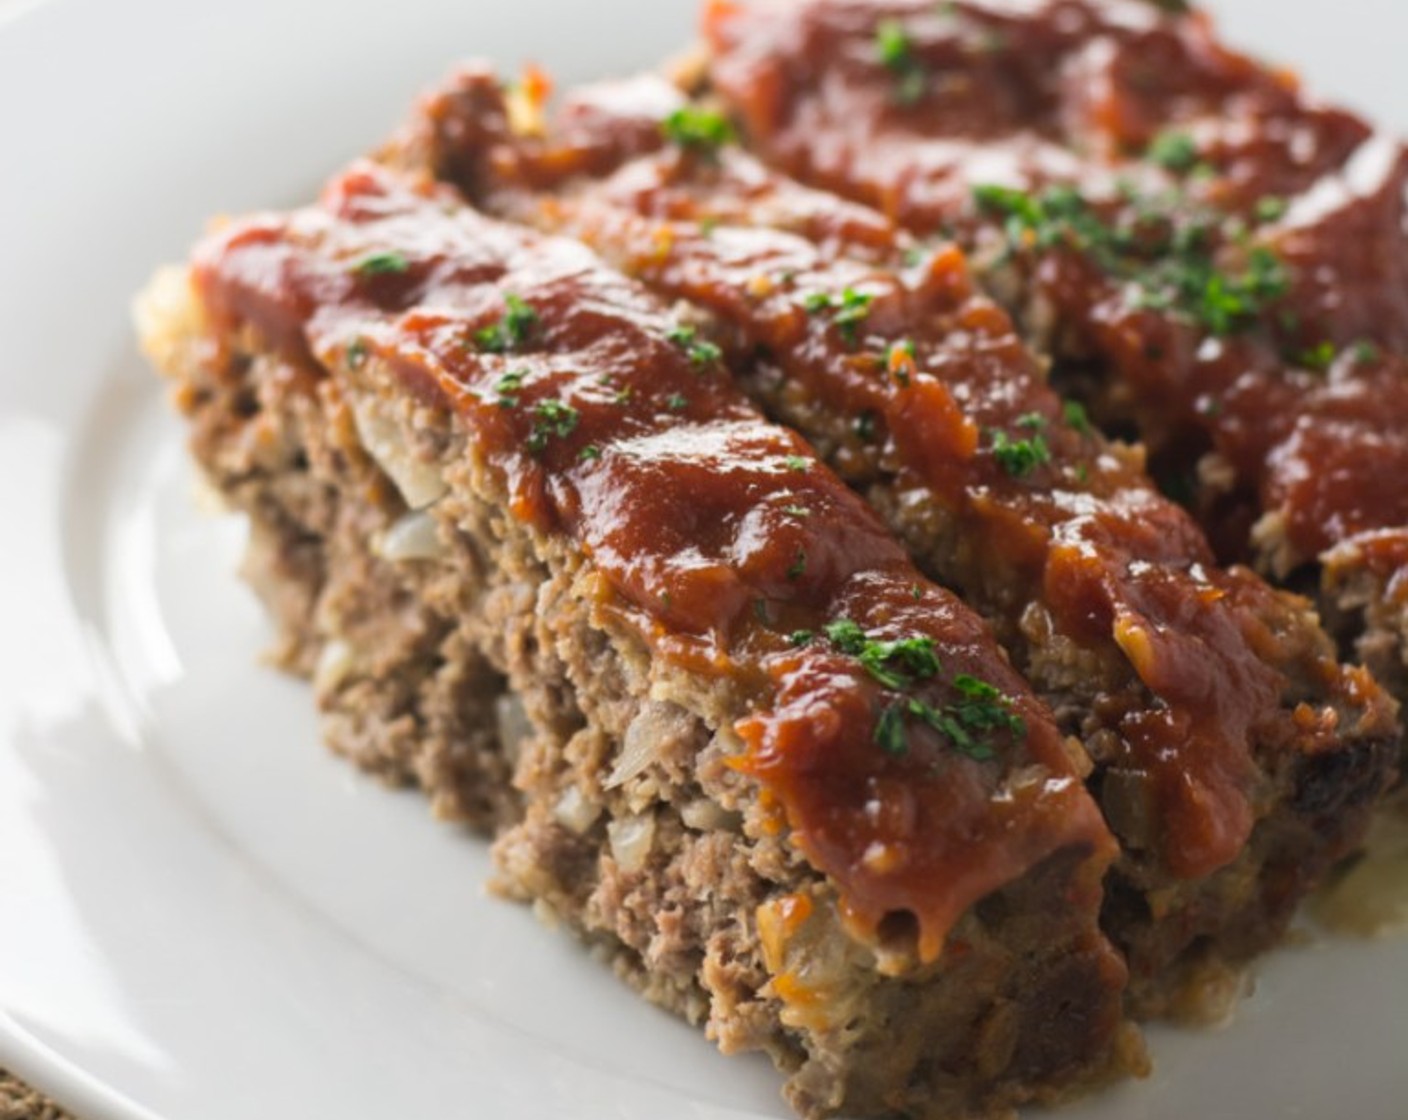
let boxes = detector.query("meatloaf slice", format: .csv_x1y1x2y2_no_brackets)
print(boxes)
382,67,1401,1018
137,159,1142,1120
702,0,1408,723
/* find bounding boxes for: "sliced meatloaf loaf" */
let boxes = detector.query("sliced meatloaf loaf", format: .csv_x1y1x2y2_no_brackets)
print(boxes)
137,159,1143,1120
380,65,1400,1018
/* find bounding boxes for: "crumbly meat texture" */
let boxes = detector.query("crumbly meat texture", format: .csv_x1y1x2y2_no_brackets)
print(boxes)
380,67,1400,1020
700,0,1408,721
137,166,1140,1120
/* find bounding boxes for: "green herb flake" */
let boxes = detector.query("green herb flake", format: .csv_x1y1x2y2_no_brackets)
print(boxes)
876,683,1024,761
874,703,910,756
974,181,1291,337
784,455,810,472
1015,411,1047,431
803,288,876,346
789,629,815,646
578,444,602,462
666,324,723,368
1147,130,1199,174
783,505,812,519
666,392,689,412
823,620,941,690
876,18,926,105
346,338,370,370
1062,399,1092,434
1353,340,1382,365
786,550,808,581
822,619,867,656
1299,341,1337,372
525,399,580,454
855,410,879,442
990,428,1052,478
352,250,410,277
661,106,735,154
1255,195,1288,223
475,294,539,353
494,369,527,408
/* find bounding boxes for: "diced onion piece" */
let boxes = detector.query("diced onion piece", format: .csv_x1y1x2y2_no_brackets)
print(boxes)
681,798,733,832
554,786,601,835
607,813,655,873
351,403,447,509
314,639,355,693
495,694,533,762
606,701,692,788
377,510,445,562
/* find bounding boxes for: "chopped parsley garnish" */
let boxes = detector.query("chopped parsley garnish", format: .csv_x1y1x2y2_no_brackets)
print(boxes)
805,287,876,346
578,444,602,462
821,618,1023,759
661,106,735,154
494,369,527,408
1299,341,1336,371
666,324,723,367
876,18,926,105
789,629,815,646
1062,399,1092,434
895,675,1026,761
352,250,410,277
784,455,809,472
475,294,539,353
824,620,941,690
855,410,879,442
875,703,909,756
1146,130,1199,174
346,338,370,370
783,505,812,519
875,685,1025,760
525,399,579,454
1015,411,1047,431
990,428,1051,478
1255,195,1288,223
1353,340,1382,365
974,183,1290,336
666,392,689,411
787,550,808,581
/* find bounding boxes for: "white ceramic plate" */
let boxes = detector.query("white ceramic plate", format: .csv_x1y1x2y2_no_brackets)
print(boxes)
1,1,1405,1118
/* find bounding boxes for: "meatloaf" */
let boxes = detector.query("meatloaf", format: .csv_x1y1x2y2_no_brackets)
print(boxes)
702,0,1408,716
137,160,1146,1119
380,65,1399,1018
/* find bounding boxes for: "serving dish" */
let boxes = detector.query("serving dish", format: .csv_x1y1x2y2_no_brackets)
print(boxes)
0,0,1404,1116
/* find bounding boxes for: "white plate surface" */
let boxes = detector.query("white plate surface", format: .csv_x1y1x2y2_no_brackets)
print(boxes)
0,1,1405,1118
